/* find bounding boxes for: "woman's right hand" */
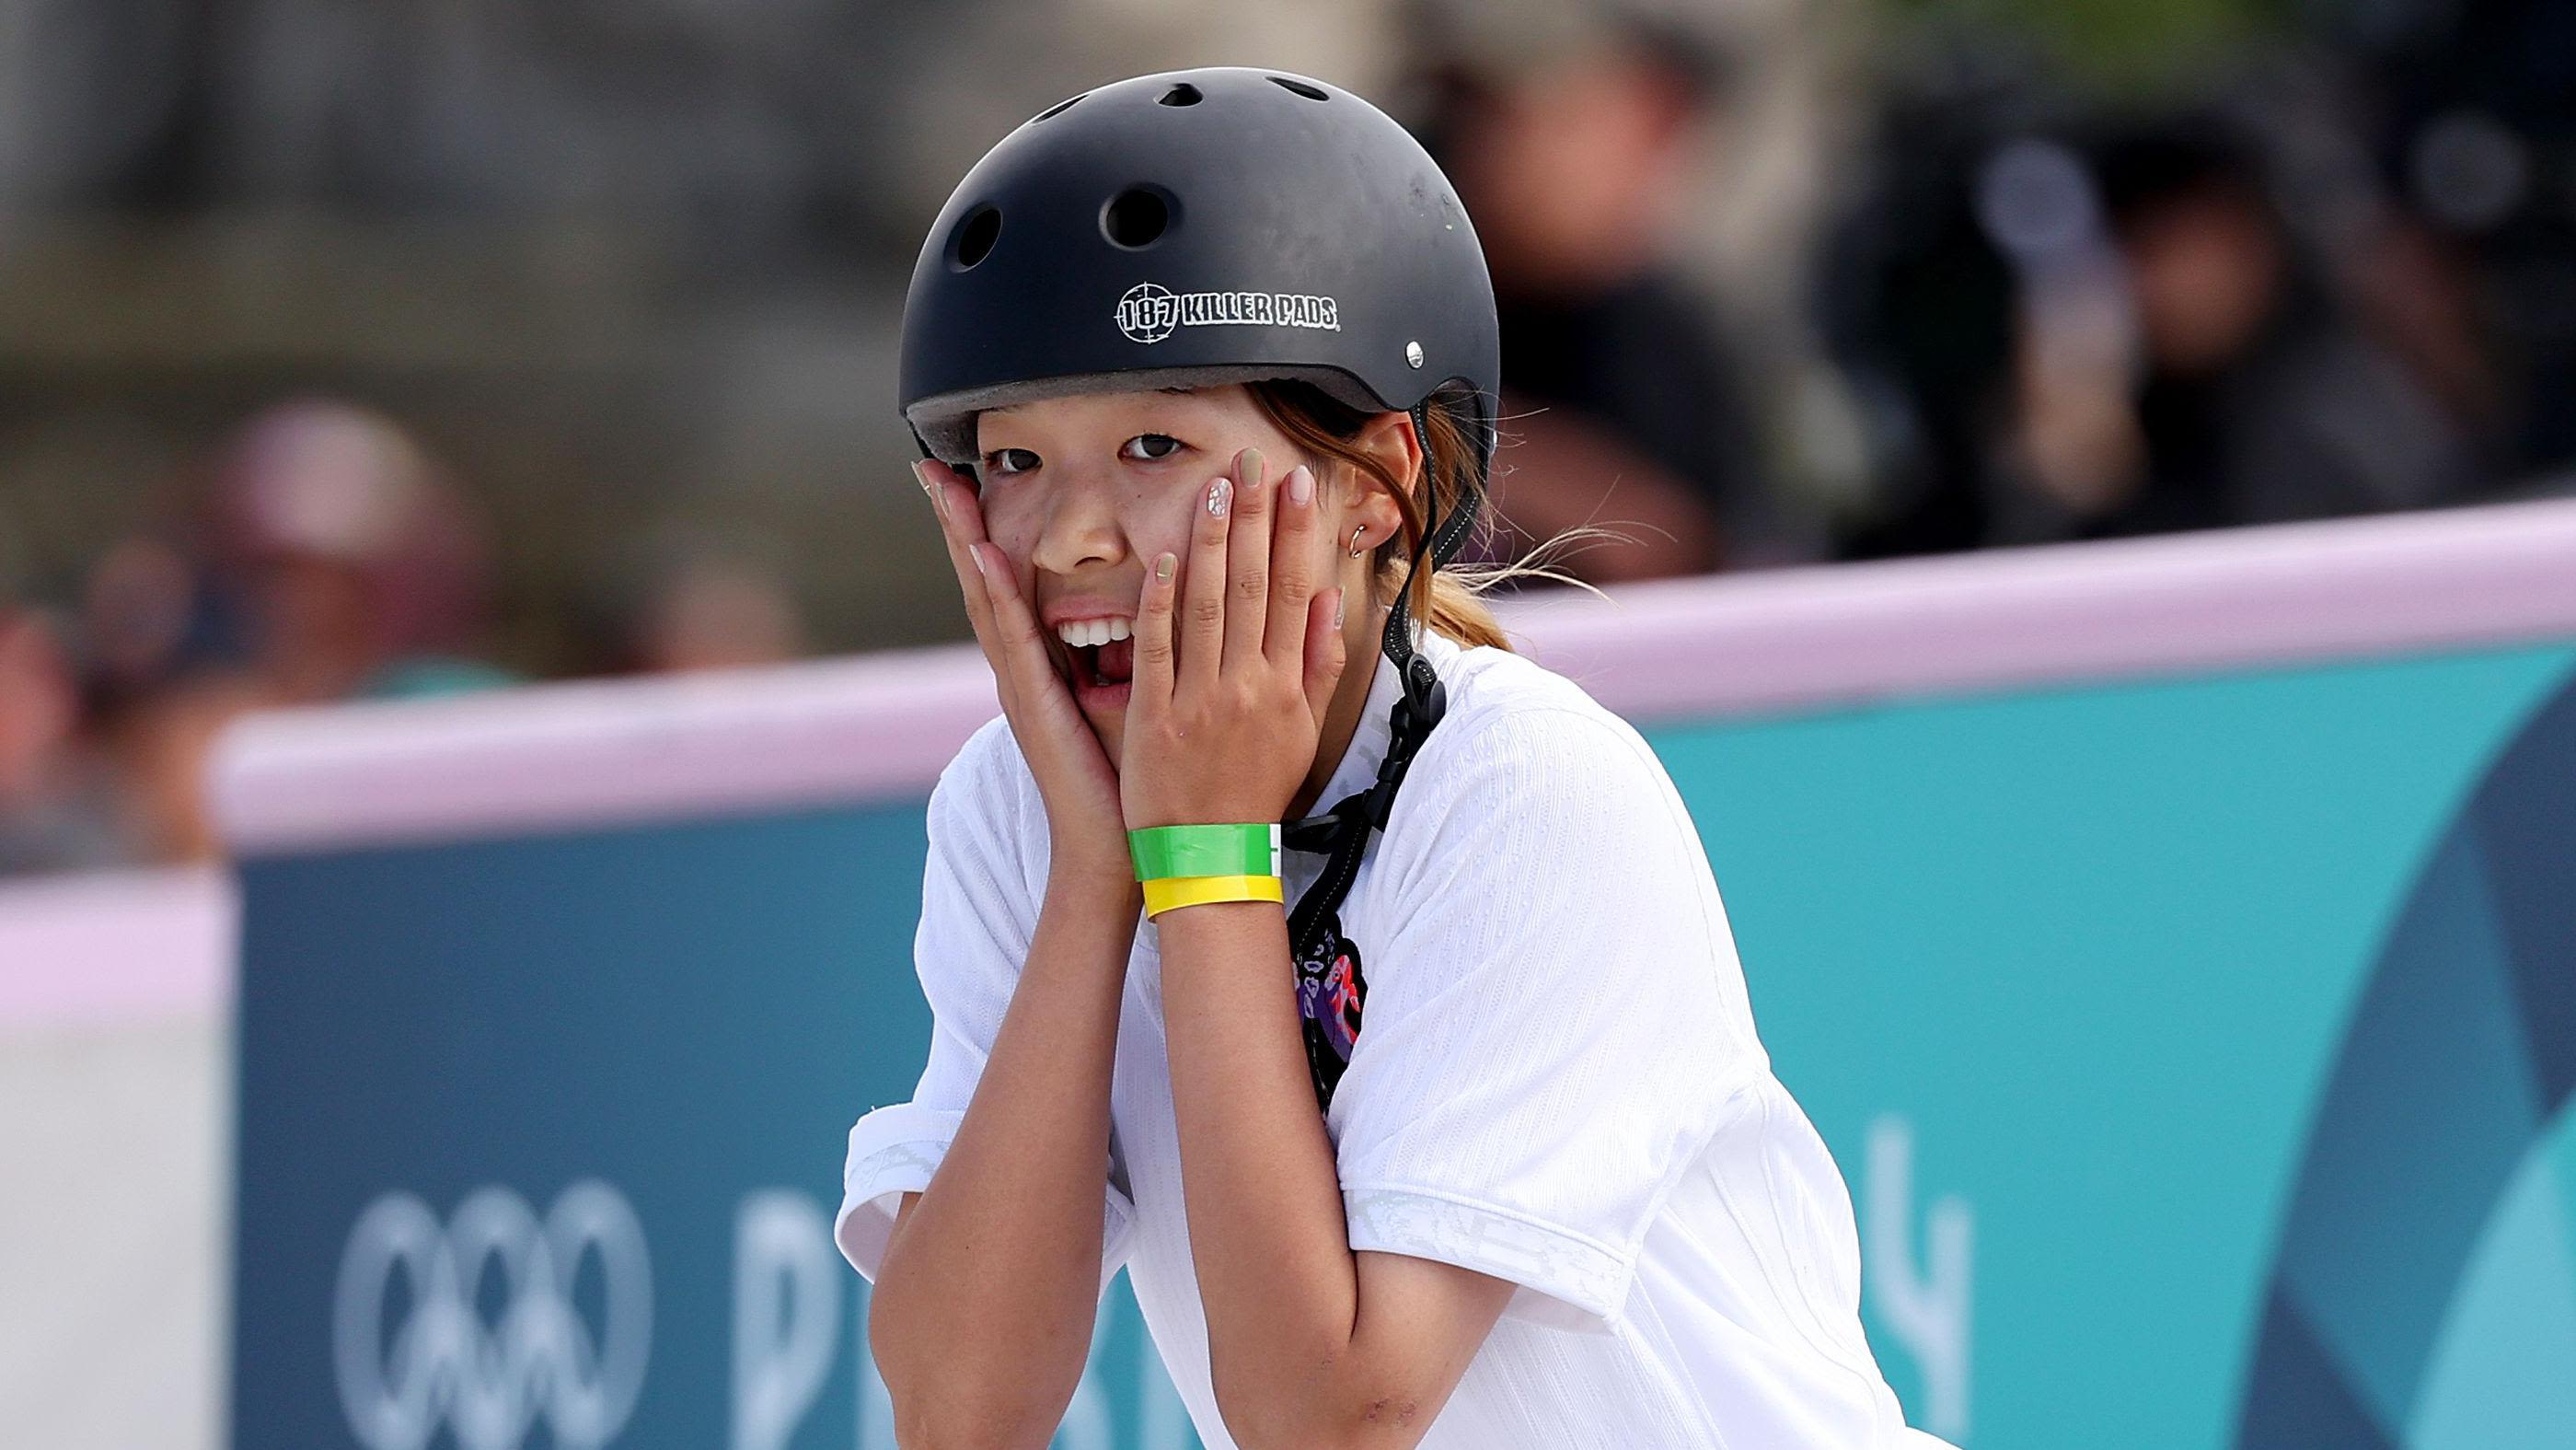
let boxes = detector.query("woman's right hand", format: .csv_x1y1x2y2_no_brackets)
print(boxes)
918,460,1136,890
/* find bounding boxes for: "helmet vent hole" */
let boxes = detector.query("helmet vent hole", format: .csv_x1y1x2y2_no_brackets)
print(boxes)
1269,76,1329,101
1102,187,1173,249
1034,93,1085,122
1158,83,1204,107
951,205,1002,270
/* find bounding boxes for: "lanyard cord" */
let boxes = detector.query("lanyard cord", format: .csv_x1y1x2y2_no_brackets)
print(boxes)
1279,400,1484,1112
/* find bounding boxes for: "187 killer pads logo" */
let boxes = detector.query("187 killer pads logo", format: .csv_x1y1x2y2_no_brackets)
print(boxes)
1115,283,1341,344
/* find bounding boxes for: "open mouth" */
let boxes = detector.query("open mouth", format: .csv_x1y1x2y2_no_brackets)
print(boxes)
1071,644,1143,695
1056,618,1138,705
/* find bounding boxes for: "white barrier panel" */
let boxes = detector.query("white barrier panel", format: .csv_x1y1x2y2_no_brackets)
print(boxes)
0,866,233,1450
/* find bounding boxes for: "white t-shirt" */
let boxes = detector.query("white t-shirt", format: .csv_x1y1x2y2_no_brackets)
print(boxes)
837,627,1943,1447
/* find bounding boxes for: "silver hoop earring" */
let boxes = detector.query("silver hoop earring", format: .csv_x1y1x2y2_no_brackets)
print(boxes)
1348,527,1369,559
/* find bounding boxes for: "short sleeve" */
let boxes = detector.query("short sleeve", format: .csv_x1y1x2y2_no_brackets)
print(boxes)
1333,705,1761,1333
834,725,1138,1300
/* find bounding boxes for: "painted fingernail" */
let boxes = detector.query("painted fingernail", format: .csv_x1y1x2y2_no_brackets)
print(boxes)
970,543,992,579
1287,466,1314,506
1334,586,1346,629
1155,552,1175,583
1240,447,1264,486
1207,477,1231,517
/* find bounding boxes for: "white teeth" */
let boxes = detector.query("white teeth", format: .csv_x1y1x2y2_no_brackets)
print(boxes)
1055,618,1133,647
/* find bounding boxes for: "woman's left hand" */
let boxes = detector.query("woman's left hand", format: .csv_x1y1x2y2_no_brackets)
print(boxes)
1122,447,1347,830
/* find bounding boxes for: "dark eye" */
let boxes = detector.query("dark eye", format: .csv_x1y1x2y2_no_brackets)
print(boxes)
1120,434,1184,462
983,447,1041,477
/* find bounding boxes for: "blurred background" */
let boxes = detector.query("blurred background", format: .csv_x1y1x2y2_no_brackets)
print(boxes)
11,5,2576,1448
4,0,2572,880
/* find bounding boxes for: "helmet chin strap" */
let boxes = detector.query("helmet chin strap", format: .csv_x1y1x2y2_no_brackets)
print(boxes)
1278,398,1484,1111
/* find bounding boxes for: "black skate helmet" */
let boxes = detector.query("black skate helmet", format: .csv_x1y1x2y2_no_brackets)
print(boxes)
898,66,1498,488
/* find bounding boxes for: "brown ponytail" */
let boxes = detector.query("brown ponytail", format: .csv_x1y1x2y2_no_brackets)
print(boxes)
1247,379,1529,652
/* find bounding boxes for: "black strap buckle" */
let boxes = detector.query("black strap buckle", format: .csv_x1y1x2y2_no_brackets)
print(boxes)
1283,798,1365,853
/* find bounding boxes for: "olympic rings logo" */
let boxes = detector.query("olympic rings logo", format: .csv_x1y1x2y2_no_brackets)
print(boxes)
333,1181,653,1450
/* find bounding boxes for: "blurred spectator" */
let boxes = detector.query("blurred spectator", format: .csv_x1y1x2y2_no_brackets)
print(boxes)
199,400,512,702
1819,68,2028,561
0,607,128,875
1413,1,1764,581
2342,0,2576,478
80,536,212,713
1832,97,2482,552
105,674,268,864
583,538,812,676
40,400,518,867
2041,118,2477,536
635,559,805,674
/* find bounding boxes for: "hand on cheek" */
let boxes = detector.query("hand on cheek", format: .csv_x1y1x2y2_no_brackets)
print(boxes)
916,458,1132,884
1122,447,1347,830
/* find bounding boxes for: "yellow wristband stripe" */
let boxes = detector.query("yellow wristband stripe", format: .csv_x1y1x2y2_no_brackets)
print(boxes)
1142,874,1285,919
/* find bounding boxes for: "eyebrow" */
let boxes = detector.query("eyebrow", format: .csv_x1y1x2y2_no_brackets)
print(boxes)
985,385,1200,420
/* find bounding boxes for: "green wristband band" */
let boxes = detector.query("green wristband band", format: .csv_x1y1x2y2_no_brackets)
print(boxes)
1128,823,1282,882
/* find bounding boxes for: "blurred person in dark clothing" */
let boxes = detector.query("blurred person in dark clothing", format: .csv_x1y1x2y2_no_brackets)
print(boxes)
0,607,130,876
80,536,213,716
2049,121,2478,535
1823,82,2027,561
1412,2,1765,581
1838,105,2478,555
2339,0,2576,478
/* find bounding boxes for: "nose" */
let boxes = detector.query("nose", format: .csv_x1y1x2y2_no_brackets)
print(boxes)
1029,463,1130,577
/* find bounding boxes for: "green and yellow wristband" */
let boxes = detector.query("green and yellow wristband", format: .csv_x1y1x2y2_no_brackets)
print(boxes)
1129,823,1284,920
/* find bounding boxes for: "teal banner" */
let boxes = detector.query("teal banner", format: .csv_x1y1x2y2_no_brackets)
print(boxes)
1668,644,2576,1448
231,641,2576,1448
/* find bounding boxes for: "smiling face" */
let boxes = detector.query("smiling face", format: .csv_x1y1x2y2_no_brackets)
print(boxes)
971,384,1405,763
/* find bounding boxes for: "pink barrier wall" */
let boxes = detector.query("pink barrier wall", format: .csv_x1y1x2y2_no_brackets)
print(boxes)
0,867,233,1033
213,497,2576,857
